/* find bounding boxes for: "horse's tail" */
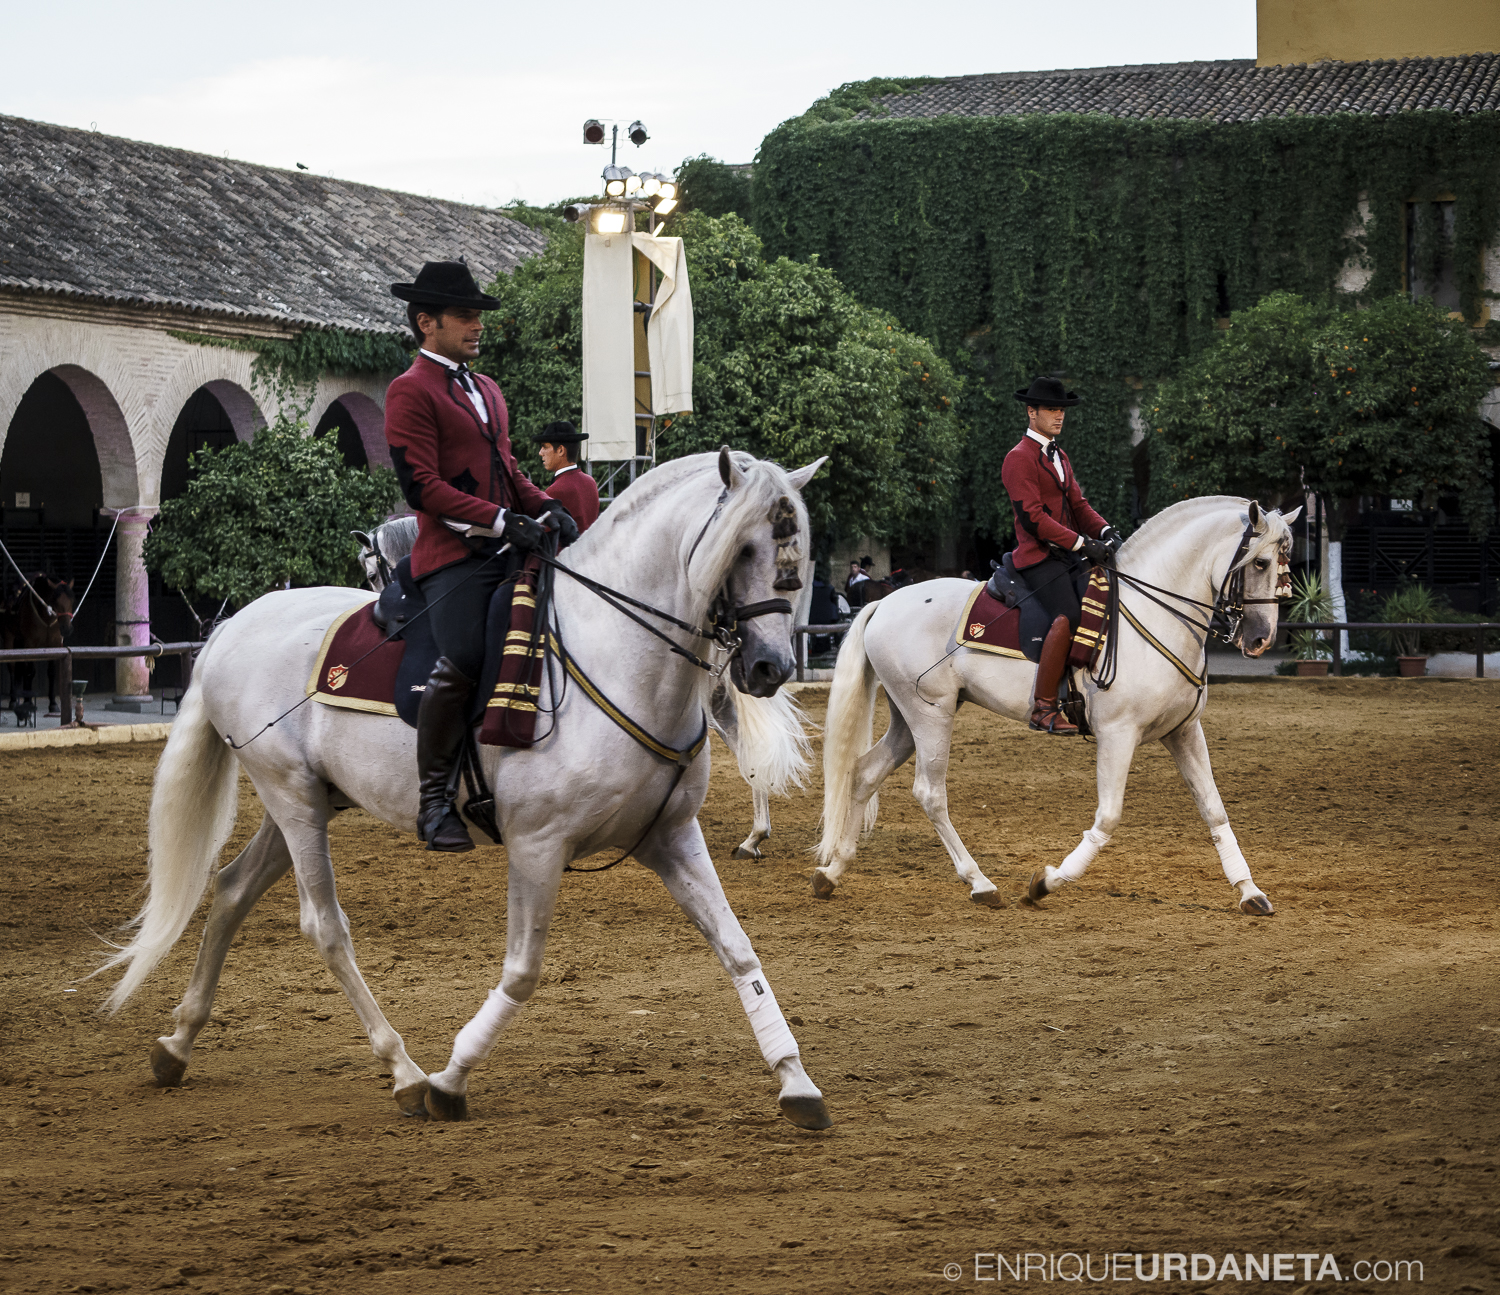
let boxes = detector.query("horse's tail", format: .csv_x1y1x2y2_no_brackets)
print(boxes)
728,687,813,798
97,629,239,1014
816,601,882,867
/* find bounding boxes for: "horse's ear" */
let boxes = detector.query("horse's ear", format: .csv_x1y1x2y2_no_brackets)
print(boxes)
1279,506,1302,526
718,445,739,489
1247,500,1261,527
786,456,828,492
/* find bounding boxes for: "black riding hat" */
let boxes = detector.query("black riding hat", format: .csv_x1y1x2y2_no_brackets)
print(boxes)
534,420,588,445
390,259,501,310
1014,375,1083,407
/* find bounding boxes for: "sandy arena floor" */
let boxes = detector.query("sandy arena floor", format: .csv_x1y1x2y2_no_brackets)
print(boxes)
0,680,1496,1293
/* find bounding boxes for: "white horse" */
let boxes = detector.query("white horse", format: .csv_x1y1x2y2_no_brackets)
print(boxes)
97,449,832,1129
815,497,1297,914
357,517,813,861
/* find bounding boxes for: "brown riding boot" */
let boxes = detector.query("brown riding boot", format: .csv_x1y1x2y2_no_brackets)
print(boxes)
1029,615,1079,736
416,657,476,852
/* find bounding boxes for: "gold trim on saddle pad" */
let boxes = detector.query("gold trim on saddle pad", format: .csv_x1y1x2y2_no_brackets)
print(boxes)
955,582,1027,659
305,603,400,717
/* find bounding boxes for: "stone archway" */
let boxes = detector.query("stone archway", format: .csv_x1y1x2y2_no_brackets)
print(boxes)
311,390,390,470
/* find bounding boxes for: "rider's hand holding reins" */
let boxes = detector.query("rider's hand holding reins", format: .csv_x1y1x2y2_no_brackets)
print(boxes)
539,500,580,549
497,508,548,550
1101,526,1124,556
1080,535,1114,566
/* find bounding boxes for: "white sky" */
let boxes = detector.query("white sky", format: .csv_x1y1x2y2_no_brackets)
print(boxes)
4,0,1255,209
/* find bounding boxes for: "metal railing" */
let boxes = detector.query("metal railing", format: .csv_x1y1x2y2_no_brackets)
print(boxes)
0,641,205,724
793,623,852,682
1280,622,1497,678
790,621,1498,682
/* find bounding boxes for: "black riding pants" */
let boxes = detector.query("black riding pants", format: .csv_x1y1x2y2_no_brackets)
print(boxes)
1018,554,1086,632
418,555,509,681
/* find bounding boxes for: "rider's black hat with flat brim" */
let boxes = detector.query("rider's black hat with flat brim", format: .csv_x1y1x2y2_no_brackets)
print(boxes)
534,420,588,445
390,259,501,310
1015,375,1083,407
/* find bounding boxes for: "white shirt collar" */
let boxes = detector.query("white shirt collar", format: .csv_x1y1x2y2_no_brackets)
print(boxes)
421,348,464,370
552,464,578,475
1024,428,1054,449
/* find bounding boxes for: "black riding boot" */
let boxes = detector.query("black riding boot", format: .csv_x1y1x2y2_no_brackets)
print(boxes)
416,656,476,852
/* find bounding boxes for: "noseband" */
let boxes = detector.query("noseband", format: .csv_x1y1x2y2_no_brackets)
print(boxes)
1207,519,1294,646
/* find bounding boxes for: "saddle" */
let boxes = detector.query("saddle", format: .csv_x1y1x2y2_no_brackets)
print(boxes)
310,553,531,734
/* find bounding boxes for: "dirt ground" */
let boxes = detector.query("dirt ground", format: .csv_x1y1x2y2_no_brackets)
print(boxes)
1,679,1496,1294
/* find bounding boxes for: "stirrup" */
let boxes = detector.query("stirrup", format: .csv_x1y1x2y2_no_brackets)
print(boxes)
1029,700,1078,736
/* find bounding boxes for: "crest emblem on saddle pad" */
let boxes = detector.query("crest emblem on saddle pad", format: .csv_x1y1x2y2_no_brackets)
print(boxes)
969,623,985,638
326,664,349,692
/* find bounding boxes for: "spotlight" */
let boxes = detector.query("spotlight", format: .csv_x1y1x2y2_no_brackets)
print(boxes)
582,119,606,145
657,178,677,201
653,197,677,216
563,203,591,223
602,165,625,197
594,209,627,235
627,120,648,147
623,168,641,194
641,173,661,197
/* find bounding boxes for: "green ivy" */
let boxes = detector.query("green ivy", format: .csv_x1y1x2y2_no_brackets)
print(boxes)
167,327,412,409
751,104,1500,540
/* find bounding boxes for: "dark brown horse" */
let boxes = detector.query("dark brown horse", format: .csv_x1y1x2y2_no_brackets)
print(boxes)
5,574,74,717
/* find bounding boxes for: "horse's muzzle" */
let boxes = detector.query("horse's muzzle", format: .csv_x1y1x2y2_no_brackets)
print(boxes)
732,649,792,698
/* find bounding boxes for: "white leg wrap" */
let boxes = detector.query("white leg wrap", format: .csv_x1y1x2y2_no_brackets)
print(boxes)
733,970,799,1071
1211,824,1252,886
1057,828,1111,882
451,988,526,1070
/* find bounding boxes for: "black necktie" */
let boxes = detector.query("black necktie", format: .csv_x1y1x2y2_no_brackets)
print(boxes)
1045,441,1057,462
454,363,474,393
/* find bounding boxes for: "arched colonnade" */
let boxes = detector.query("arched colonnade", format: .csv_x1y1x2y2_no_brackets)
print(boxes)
0,311,392,703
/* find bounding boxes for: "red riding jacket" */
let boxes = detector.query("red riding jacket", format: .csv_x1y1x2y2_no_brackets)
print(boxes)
1002,433,1109,569
384,354,551,579
544,465,601,533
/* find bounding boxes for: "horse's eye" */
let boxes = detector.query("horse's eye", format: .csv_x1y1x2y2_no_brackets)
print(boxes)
1254,558,1270,571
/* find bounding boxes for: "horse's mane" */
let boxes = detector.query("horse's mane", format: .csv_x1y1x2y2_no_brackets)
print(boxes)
573,451,809,598
1120,495,1293,569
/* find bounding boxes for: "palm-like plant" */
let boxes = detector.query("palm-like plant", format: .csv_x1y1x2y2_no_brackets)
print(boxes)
1285,571,1334,660
1380,583,1442,658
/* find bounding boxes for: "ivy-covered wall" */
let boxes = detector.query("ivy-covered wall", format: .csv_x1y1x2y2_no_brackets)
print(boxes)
751,91,1500,540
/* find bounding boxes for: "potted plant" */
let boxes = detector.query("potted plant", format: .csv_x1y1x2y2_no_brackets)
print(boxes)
1284,572,1334,676
1381,583,1441,677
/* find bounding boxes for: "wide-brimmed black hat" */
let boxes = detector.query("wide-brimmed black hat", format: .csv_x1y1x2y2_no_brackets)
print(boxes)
390,259,501,310
534,420,588,445
1014,375,1083,407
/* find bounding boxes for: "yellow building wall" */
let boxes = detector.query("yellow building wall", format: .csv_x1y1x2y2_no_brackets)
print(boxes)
1258,0,1500,65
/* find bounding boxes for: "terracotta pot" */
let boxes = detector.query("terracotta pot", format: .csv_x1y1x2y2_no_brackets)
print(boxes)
1294,660,1329,677
1397,655,1428,678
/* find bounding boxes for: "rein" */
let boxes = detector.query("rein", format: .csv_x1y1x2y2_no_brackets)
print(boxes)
530,550,791,678
1091,517,1292,694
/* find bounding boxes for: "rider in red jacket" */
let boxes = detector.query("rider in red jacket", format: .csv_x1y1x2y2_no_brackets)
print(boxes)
536,421,600,533
991,376,1122,736
387,260,573,851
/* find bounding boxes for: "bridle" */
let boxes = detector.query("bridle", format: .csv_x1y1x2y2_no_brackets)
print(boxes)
1092,514,1292,693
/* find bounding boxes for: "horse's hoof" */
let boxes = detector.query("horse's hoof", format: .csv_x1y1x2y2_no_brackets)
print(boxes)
1026,869,1051,904
969,887,1007,909
778,1093,833,1130
731,845,761,860
1239,894,1275,917
393,1079,430,1118
425,1082,469,1122
150,1040,188,1088
810,870,836,900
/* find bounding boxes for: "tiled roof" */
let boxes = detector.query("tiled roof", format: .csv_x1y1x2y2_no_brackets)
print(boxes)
0,114,548,335
868,55,1500,124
